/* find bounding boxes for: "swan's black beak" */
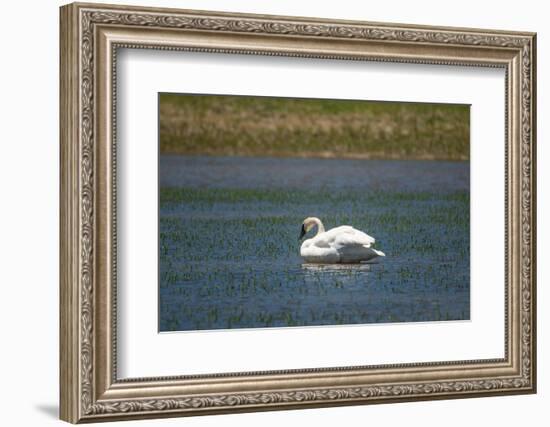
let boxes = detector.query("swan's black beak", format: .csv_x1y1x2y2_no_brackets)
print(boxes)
298,224,306,241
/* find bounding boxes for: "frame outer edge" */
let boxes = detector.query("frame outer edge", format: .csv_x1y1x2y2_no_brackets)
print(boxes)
60,3,81,424
59,2,537,422
529,33,537,393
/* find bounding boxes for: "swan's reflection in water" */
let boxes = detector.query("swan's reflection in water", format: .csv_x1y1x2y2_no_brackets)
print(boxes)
300,262,381,288
301,263,377,272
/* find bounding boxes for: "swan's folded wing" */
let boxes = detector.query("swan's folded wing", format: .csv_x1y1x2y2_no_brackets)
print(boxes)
331,227,375,248
311,235,332,248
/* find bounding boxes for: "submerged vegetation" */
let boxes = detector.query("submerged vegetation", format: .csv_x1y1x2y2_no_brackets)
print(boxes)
159,94,470,161
159,184,470,332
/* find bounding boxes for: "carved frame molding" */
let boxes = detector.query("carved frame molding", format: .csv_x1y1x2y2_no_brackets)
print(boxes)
60,2,536,423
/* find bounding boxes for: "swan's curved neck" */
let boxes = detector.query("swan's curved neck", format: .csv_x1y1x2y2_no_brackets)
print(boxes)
311,218,325,235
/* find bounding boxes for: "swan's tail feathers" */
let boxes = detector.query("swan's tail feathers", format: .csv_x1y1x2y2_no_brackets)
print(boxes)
371,248,385,257
360,245,385,257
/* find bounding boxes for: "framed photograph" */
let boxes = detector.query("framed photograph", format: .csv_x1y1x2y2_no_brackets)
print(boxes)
60,2,537,423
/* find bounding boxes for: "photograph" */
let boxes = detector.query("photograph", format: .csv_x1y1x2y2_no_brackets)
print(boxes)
158,93,471,332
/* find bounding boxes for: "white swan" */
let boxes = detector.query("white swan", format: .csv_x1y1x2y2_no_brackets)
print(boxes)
299,217,385,264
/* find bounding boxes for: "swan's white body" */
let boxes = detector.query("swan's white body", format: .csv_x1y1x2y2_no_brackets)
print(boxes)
299,217,385,264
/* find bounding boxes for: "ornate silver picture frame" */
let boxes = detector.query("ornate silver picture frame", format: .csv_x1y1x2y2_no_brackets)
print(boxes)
60,2,536,423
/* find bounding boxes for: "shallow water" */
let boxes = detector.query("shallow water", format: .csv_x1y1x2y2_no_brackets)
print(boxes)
160,155,469,193
159,155,470,332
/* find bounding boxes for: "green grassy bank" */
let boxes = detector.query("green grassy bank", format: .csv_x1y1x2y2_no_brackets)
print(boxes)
159,93,470,161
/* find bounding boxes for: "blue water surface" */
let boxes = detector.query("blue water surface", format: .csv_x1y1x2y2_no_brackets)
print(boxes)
159,155,470,331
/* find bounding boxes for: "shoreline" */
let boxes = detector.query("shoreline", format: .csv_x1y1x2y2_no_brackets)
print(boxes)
159,150,470,162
